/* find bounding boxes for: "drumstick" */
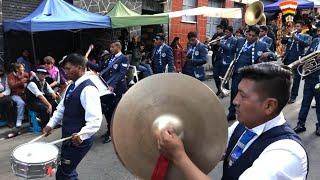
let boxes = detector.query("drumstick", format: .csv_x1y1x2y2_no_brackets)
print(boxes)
48,133,84,145
28,134,46,144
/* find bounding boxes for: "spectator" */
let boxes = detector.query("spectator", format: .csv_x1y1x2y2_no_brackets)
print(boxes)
26,66,58,128
16,50,33,73
170,37,185,73
0,65,17,128
43,56,61,91
7,63,29,132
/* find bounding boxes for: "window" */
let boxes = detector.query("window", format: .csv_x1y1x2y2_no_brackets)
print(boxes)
182,0,197,23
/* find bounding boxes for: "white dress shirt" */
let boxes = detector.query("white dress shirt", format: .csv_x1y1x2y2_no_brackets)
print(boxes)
27,77,54,97
228,112,308,180
47,74,102,141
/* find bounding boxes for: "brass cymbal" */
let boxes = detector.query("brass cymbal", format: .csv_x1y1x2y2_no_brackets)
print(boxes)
112,73,227,179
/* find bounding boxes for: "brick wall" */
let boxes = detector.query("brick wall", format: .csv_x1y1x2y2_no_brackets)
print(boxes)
169,0,208,48
2,0,41,20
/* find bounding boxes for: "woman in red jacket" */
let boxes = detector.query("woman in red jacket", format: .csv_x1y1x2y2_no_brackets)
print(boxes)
7,63,29,130
170,37,186,73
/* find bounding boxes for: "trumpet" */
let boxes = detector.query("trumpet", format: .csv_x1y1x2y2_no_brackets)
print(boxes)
286,30,297,38
208,35,226,45
288,50,320,77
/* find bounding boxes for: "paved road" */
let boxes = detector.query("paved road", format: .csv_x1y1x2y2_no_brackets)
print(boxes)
0,79,319,180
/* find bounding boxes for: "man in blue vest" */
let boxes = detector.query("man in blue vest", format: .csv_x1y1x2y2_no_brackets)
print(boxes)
152,34,175,73
157,63,308,179
43,53,102,180
294,26,320,135
182,32,208,81
281,21,311,104
26,66,57,128
228,26,276,121
87,41,128,143
213,26,237,96
259,25,273,51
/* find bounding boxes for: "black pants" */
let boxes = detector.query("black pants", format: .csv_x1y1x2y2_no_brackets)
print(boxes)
100,94,116,136
29,99,57,128
0,96,17,126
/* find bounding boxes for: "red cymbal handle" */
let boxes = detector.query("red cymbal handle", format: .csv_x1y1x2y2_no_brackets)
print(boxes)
151,155,170,180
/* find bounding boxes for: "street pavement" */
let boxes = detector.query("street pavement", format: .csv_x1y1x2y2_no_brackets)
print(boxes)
0,78,319,180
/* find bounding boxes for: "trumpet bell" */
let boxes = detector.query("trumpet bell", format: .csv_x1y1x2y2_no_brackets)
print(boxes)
245,1,264,26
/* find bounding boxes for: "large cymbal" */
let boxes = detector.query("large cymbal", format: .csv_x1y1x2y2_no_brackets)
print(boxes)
112,73,227,179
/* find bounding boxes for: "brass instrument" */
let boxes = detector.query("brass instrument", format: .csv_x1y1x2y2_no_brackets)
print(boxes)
208,35,226,45
288,50,320,77
219,1,265,98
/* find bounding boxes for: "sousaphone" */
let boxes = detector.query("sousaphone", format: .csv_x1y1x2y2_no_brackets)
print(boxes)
112,73,228,179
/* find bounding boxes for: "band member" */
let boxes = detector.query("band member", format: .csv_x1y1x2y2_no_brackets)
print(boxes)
26,66,58,128
152,34,175,73
228,26,276,121
213,26,237,96
259,25,273,51
182,32,208,81
158,63,308,179
294,26,320,136
210,25,225,63
281,21,311,104
86,41,129,143
43,54,102,179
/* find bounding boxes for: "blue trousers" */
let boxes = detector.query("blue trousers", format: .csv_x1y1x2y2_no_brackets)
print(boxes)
291,68,302,100
213,61,228,91
228,74,241,117
297,77,320,127
56,137,94,180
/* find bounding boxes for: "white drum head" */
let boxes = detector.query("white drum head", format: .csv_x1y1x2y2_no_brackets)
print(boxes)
12,142,58,163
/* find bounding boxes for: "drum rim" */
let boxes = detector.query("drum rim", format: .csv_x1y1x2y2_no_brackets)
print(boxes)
11,142,59,164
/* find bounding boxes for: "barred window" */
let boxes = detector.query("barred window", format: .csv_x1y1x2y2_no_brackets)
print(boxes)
182,0,197,23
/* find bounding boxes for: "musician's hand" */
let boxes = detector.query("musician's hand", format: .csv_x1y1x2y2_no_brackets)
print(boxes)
43,126,52,137
259,53,269,62
47,104,53,114
71,133,83,146
108,86,114,92
158,129,186,164
51,93,58,100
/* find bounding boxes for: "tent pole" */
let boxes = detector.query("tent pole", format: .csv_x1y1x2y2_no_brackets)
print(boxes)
31,32,37,65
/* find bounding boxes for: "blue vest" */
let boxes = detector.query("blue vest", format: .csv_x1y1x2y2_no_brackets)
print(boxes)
222,123,308,180
62,79,95,138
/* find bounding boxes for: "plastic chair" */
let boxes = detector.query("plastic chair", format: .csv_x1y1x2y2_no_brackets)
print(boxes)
28,110,41,134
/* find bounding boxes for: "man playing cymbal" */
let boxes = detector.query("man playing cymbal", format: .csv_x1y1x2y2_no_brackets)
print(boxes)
158,63,308,179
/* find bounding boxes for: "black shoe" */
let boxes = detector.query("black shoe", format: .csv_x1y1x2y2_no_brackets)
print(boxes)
316,127,320,136
103,136,112,144
294,125,306,133
288,98,296,104
227,114,236,121
216,91,221,96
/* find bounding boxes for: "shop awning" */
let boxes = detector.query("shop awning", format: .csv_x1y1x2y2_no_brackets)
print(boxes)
160,7,242,19
107,1,169,28
3,0,111,32
264,0,314,12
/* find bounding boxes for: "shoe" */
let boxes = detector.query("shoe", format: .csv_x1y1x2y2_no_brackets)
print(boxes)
293,125,306,133
103,136,112,144
287,98,296,104
216,91,221,96
129,80,135,86
316,127,320,136
227,114,236,121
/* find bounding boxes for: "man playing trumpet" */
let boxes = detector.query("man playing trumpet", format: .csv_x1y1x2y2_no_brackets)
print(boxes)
294,25,320,135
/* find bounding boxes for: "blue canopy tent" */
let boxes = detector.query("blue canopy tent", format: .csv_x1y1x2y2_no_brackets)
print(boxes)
3,0,111,63
264,0,314,12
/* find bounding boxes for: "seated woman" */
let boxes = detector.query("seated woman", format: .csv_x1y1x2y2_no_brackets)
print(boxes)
7,63,29,131
43,56,61,91
26,66,57,128
0,65,17,128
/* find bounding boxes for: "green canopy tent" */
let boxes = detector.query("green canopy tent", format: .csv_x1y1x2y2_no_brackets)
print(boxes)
107,1,169,28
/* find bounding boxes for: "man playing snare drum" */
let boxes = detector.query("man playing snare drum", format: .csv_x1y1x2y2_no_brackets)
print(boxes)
43,53,102,179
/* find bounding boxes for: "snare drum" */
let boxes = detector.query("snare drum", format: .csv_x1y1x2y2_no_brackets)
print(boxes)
11,142,59,179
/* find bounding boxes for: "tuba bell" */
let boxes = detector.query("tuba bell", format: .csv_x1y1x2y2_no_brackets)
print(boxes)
245,1,266,26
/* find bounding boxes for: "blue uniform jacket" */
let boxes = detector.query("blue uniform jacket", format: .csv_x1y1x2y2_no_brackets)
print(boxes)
152,44,175,73
259,36,273,51
87,54,129,95
183,42,208,81
282,33,311,64
234,38,276,74
304,37,320,79
216,36,237,65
